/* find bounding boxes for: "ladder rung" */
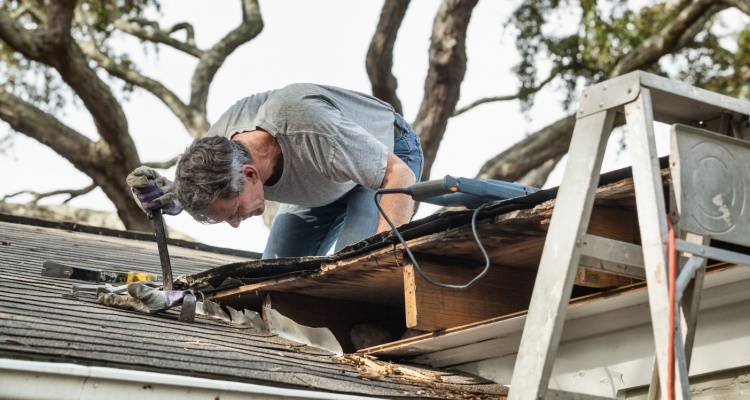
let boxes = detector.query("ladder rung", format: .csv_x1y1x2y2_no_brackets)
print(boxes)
676,239,750,266
579,234,645,279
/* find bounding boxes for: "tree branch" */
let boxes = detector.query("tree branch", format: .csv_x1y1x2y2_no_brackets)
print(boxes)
722,0,750,14
0,8,44,59
10,2,46,24
56,52,139,170
675,4,725,49
0,14,148,230
476,115,576,181
412,0,479,181
366,0,410,114
3,181,97,204
169,22,197,46
114,17,203,58
78,38,207,138
452,72,557,117
142,156,179,169
44,0,76,49
189,0,263,119
517,154,564,188
0,88,96,167
610,0,728,76
476,0,749,185
0,4,140,169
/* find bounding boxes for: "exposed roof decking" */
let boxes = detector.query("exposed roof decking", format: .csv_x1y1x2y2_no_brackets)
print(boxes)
192,170,646,336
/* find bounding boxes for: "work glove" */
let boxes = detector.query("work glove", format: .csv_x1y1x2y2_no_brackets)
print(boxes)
98,283,190,313
126,166,183,216
127,282,188,311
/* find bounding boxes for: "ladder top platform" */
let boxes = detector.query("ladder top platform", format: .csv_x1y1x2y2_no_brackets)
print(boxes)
578,71,750,124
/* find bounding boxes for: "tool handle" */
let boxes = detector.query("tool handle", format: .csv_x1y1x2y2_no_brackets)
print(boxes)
136,180,166,212
408,176,454,201
152,211,174,290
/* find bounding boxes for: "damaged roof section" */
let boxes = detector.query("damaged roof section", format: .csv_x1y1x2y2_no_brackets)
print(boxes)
180,163,659,353
0,218,507,399
181,161,649,293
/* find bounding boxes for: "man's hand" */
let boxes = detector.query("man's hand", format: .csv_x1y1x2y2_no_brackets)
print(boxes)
376,153,417,233
126,166,183,216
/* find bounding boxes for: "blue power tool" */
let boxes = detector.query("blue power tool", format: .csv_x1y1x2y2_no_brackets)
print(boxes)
405,175,539,208
374,175,539,289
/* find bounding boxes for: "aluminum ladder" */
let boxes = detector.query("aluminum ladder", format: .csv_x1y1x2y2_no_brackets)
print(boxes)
507,71,750,399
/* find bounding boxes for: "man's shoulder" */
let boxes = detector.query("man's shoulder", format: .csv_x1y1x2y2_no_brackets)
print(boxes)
266,83,330,106
276,82,323,94
261,84,338,122
206,91,275,137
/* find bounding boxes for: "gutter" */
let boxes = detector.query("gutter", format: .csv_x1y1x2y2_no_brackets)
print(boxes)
0,359,380,400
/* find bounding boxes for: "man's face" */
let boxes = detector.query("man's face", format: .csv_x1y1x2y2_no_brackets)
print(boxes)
206,165,265,228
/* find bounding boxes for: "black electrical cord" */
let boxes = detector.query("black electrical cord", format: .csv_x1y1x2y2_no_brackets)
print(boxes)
375,189,491,290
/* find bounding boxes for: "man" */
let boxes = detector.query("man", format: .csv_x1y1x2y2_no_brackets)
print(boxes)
128,83,423,258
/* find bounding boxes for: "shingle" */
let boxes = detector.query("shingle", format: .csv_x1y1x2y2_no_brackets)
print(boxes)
0,218,505,399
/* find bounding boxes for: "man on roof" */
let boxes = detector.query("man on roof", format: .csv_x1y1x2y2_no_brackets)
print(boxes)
127,83,423,258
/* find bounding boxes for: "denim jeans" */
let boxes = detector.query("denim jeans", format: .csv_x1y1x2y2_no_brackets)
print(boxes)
262,113,423,258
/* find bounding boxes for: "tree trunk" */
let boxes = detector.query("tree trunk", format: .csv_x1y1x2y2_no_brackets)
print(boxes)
476,115,575,181
412,0,478,181
366,0,410,114
517,154,564,188
93,158,152,232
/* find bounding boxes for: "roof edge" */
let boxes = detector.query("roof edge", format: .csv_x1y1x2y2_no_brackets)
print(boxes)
0,358,369,400
0,213,260,259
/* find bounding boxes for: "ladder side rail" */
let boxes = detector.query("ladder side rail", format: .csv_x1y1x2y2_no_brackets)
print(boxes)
648,119,745,399
679,234,709,376
508,110,616,400
639,72,750,118
647,233,709,400
625,87,690,399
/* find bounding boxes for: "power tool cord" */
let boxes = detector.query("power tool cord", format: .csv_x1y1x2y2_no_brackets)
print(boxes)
375,189,491,290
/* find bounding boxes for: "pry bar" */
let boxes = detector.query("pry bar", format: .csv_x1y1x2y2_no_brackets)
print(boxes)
151,210,173,290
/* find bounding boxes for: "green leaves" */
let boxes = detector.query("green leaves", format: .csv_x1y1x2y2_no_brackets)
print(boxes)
508,0,749,110
0,0,164,115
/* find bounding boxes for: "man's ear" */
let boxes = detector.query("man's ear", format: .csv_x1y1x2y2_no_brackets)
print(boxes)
240,164,258,182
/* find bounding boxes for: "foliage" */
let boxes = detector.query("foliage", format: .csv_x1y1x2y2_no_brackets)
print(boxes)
0,0,161,113
0,0,262,229
685,24,750,97
509,0,748,111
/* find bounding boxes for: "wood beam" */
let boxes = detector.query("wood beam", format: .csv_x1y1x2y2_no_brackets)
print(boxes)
403,261,536,331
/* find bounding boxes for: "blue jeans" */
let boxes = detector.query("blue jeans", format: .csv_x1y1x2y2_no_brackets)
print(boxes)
263,113,423,258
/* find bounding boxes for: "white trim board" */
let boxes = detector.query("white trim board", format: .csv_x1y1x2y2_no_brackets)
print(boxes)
0,359,378,400
371,265,750,369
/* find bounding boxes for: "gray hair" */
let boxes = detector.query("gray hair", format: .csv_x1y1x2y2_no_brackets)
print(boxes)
175,136,252,223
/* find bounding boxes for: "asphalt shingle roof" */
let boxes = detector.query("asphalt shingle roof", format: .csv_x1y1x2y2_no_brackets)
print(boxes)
0,217,505,399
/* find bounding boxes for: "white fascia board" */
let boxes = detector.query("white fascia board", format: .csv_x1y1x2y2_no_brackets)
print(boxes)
456,267,750,397
0,359,379,400
381,265,750,364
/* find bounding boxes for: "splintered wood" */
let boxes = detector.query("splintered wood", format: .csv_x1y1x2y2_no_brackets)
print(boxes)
209,175,645,340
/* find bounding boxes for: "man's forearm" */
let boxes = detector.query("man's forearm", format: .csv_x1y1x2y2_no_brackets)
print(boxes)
376,153,416,233
376,192,415,233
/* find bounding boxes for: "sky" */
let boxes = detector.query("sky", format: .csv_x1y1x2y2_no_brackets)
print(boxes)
0,0,676,253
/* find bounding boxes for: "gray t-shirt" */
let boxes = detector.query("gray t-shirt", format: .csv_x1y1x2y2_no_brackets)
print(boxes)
207,83,396,207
